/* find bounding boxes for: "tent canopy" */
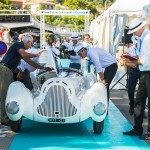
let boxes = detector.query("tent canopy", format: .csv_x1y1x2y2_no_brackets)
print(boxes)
143,4,150,17
90,0,150,56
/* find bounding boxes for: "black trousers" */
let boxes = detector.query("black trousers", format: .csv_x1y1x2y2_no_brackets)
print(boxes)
134,72,150,132
128,69,141,108
104,63,118,102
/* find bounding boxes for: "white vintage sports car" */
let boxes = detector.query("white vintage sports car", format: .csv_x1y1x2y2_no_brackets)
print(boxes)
5,47,108,134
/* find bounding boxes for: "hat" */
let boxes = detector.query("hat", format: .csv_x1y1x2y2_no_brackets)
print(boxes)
127,18,146,34
69,33,81,40
131,35,138,43
74,44,84,53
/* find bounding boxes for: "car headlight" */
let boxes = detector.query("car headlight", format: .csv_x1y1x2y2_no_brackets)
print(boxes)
93,102,106,116
6,101,19,115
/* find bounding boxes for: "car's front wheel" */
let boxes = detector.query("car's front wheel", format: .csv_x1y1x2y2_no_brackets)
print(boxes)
10,118,22,132
93,120,104,134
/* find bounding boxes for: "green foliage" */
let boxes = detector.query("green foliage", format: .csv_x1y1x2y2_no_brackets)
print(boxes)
54,0,65,4
40,4,46,10
45,32,56,45
40,0,115,29
1,0,11,5
0,2,15,13
44,15,84,29
0,0,15,12
0,0,115,30
63,0,115,8
63,0,87,9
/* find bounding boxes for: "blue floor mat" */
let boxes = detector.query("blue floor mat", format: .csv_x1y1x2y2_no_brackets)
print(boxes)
9,101,149,150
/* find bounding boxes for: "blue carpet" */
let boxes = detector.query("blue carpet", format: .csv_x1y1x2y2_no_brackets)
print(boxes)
10,59,149,149
9,101,149,150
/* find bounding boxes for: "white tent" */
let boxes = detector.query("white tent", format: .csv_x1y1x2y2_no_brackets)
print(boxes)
90,0,150,56
143,4,150,18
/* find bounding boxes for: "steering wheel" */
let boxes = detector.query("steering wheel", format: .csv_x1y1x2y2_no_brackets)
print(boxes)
59,67,83,76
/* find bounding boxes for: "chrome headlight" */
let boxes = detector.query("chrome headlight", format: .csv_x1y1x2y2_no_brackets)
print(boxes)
93,102,106,116
6,101,19,115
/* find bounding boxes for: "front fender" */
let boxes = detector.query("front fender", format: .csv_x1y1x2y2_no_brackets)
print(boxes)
80,82,108,122
6,81,33,121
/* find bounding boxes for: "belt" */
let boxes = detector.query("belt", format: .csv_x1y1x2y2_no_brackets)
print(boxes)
0,63,13,72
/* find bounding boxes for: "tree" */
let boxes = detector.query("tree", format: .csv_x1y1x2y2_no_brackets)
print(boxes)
63,0,87,9
86,2,99,19
0,0,15,11
2,0,10,4
54,0,65,4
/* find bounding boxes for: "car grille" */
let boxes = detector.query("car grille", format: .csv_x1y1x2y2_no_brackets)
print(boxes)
37,85,77,118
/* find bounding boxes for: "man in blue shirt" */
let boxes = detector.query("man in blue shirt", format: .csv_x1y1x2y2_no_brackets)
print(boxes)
75,44,118,107
0,34,51,126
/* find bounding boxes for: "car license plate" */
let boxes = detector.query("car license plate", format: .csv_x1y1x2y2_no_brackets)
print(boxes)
48,118,65,122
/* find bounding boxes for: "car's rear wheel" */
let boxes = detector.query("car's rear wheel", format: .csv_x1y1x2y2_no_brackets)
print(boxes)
10,118,22,132
93,120,104,134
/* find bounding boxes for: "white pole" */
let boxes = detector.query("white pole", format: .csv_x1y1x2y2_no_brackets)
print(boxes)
22,0,25,8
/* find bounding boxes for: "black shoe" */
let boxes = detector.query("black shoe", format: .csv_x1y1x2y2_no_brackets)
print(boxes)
129,107,134,115
123,129,142,136
1,122,10,126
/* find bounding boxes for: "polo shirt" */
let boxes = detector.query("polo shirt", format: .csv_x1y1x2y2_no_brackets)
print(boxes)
0,41,25,72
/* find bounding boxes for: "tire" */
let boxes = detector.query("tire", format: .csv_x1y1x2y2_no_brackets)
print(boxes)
10,118,22,132
93,120,104,134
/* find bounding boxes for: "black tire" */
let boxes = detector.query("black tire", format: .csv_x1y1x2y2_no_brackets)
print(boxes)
10,118,22,132
93,120,104,134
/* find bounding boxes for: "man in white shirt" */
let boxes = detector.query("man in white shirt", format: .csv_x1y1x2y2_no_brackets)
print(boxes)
17,47,52,91
123,18,150,140
67,33,82,70
82,34,98,48
75,44,118,107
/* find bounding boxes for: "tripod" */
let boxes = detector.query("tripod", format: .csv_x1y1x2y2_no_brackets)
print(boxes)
110,70,127,90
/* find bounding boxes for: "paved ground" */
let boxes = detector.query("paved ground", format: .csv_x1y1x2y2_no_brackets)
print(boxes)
110,89,150,145
0,89,149,150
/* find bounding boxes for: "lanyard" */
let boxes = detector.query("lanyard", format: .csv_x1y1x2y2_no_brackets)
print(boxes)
138,39,142,52
72,46,74,50
134,48,137,56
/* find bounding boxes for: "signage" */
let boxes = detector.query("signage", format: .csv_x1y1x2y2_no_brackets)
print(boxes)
0,41,7,55
41,10,89,16
0,15,30,23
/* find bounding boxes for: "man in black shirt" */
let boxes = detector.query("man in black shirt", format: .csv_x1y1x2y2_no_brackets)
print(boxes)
0,34,51,126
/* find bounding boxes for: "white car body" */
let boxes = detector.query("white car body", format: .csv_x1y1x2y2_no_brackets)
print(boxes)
5,47,108,133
